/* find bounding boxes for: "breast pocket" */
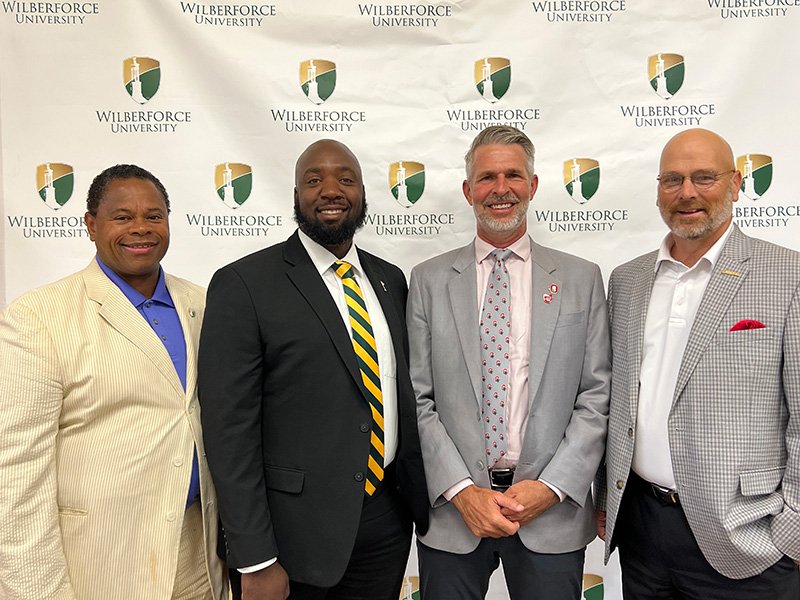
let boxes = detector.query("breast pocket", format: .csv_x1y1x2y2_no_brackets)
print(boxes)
555,310,585,328
264,464,305,494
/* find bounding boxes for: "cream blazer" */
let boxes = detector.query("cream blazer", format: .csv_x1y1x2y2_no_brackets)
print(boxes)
0,260,227,599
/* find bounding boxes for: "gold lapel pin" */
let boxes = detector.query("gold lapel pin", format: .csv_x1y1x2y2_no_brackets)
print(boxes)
380,281,387,292
721,269,740,277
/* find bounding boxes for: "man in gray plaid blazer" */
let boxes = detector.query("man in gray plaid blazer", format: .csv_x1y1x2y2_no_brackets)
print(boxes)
595,128,800,599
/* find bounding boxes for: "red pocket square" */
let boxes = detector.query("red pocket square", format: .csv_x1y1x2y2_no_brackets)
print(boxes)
729,319,765,332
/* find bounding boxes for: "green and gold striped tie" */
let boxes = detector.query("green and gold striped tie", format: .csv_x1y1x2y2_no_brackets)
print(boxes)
333,261,384,495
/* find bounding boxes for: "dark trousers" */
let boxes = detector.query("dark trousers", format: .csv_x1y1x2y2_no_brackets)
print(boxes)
616,471,800,600
418,535,585,600
230,479,411,600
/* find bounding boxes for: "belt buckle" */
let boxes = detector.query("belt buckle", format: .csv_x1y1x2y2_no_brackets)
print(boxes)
488,467,515,491
650,482,679,504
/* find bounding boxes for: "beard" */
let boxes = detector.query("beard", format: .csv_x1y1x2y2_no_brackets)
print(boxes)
474,192,530,234
293,196,368,248
659,186,733,241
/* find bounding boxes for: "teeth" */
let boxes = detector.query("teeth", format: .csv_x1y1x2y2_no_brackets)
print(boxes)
321,209,343,214
491,203,513,209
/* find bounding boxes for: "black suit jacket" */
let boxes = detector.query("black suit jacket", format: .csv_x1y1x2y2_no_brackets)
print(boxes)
198,231,428,587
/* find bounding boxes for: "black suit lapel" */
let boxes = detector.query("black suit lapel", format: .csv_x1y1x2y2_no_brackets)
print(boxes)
284,233,366,398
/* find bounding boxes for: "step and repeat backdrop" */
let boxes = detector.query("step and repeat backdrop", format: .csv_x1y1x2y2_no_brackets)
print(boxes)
1,1,798,598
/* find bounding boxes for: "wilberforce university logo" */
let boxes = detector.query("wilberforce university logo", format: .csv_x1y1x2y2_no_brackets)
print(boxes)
123,57,161,105
300,60,336,105
648,53,683,100
474,57,510,103
215,163,253,209
563,158,599,205
737,154,772,201
36,163,73,210
583,574,604,600
389,161,425,208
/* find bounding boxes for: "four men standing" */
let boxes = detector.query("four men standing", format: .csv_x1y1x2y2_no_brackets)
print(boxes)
1,127,797,599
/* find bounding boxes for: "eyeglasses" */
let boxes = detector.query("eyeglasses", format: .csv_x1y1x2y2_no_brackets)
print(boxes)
656,170,735,192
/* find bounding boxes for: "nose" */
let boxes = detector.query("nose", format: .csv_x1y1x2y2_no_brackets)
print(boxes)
678,175,698,198
494,174,511,195
319,176,344,200
129,216,152,234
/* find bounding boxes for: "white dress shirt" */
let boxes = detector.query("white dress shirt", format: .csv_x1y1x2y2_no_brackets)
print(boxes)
633,223,733,489
241,230,399,573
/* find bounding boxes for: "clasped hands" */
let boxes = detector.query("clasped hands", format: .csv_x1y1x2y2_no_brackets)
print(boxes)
451,480,558,538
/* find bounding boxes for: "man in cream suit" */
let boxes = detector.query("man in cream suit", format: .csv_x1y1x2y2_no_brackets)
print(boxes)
408,125,610,599
595,129,800,598
0,165,227,600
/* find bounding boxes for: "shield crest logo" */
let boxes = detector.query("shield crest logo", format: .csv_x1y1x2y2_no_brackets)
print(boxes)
123,57,161,104
737,154,772,201
582,574,604,600
648,53,684,100
474,58,510,104
563,158,600,205
398,575,420,600
389,161,425,208
36,163,73,210
300,60,336,105
215,163,252,209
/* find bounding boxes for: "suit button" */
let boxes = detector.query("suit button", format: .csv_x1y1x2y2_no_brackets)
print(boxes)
616,480,624,490
166,511,176,522
627,428,633,437
354,472,364,482
173,458,183,467
188,403,194,414
476,461,485,471
360,423,369,433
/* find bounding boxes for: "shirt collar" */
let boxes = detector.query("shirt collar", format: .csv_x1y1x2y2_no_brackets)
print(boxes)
95,255,173,308
297,228,365,278
475,234,532,265
655,221,734,273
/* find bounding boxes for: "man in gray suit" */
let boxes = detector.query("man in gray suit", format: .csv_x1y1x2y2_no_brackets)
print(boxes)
595,128,800,599
408,125,611,599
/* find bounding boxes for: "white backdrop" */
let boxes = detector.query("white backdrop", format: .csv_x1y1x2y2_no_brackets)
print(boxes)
2,1,799,598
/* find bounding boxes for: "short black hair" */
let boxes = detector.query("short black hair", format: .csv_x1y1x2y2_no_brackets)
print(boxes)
86,164,170,215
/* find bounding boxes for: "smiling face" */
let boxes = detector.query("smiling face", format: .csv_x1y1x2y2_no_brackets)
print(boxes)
463,143,538,247
657,129,741,255
84,178,169,298
293,139,366,258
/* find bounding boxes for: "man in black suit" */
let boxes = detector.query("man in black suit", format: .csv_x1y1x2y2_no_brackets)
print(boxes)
198,139,428,600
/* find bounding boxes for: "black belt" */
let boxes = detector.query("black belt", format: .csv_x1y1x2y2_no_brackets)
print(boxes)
631,471,680,506
488,467,515,491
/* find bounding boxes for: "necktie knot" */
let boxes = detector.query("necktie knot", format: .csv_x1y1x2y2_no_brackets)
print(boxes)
491,248,512,264
333,261,354,280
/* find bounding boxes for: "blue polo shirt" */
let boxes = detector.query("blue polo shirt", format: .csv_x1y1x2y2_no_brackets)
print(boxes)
96,256,200,509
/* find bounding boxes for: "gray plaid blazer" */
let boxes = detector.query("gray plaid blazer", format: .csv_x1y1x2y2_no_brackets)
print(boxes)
597,224,800,579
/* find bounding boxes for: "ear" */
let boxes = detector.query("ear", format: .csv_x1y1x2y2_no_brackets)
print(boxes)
85,212,96,241
293,187,299,203
462,179,473,206
730,170,742,203
528,174,539,200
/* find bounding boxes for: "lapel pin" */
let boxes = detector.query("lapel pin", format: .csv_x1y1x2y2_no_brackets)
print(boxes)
189,310,196,317
543,293,553,304
721,269,740,277
380,281,387,292
549,284,558,294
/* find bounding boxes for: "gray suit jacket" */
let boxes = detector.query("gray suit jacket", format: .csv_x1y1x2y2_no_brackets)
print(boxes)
598,225,800,579
408,237,611,554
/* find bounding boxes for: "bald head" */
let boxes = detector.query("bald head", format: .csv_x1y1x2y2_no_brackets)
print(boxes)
294,139,362,186
660,128,735,176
